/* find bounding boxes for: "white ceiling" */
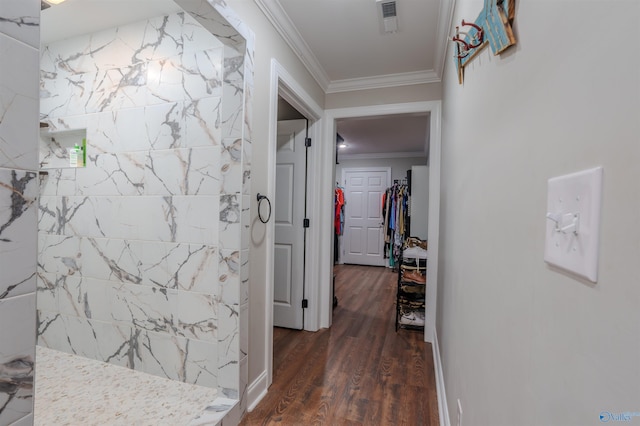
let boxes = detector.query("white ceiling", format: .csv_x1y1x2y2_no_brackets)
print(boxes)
337,113,429,159
258,0,451,93
40,0,451,158
41,0,181,44
257,0,450,158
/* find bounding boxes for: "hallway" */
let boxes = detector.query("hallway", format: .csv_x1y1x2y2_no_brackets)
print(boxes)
241,265,438,425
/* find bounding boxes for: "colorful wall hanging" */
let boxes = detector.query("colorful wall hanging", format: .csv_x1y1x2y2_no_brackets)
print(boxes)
452,0,516,84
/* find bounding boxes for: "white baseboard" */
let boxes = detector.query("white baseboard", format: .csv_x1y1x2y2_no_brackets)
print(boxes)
246,371,268,412
433,330,450,426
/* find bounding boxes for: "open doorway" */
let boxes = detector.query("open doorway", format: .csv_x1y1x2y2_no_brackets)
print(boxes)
322,102,442,345
261,60,324,393
335,113,429,268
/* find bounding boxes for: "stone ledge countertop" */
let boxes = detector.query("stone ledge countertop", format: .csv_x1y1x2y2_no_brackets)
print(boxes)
34,346,234,426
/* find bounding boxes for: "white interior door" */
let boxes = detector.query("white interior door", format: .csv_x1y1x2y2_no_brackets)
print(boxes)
274,119,307,329
341,168,390,266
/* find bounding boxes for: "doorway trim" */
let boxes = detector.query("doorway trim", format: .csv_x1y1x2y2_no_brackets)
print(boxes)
261,59,323,396
321,101,442,343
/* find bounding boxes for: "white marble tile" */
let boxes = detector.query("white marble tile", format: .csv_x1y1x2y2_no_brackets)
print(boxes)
35,272,57,313
121,196,172,242
174,291,217,342
189,397,236,426
109,284,173,335
93,107,149,153
179,0,247,49
77,151,146,196
181,47,224,99
143,102,185,150
39,67,96,119
219,194,240,250
0,293,35,361
242,138,252,196
220,138,242,195
79,237,142,284
184,96,222,148
221,83,243,140
37,234,82,276
217,250,239,362
55,274,84,319
145,147,220,196
0,293,35,425
135,241,219,292
170,196,219,245
36,0,251,403
90,63,149,113
38,165,77,196
50,196,115,238
0,169,37,299
240,248,249,307
9,412,33,426
138,330,187,381
37,313,133,369
217,356,238,399
184,338,218,389
41,34,93,75
240,195,250,251
0,0,40,48
239,303,248,359
168,243,218,293
147,55,189,104
182,11,224,53
36,195,58,235
0,33,39,170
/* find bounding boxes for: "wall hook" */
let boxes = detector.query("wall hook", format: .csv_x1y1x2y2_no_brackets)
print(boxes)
461,19,484,48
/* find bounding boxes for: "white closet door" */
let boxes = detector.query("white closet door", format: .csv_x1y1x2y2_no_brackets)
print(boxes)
341,167,390,266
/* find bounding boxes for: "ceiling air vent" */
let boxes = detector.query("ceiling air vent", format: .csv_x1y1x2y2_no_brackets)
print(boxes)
377,0,398,34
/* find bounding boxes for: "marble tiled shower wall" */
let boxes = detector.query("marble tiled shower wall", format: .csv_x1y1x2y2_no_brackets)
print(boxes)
36,8,250,400
0,0,40,424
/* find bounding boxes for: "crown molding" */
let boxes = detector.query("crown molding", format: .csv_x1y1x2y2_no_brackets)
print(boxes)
339,151,427,161
434,0,457,79
327,70,440,94
255,0,330,91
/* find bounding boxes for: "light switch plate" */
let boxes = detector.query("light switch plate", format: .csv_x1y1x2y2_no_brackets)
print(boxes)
544,167,603,282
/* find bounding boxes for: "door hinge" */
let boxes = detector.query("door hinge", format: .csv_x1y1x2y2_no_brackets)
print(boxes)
302,299,308,309
305,137,312,147
303,218,310,228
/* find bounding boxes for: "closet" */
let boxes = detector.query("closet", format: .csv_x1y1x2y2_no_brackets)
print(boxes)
382,179,410,268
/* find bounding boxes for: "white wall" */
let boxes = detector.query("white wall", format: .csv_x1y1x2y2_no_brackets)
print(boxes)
325,82,442,109
336,156,425,186
439,1,640,425
223,0,325,391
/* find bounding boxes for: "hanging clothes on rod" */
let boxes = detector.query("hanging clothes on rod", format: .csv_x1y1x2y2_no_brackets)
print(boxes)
335,183,345,236
382,180,410,268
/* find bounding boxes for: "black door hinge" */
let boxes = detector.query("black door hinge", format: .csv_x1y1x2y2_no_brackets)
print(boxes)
303,218,310,228
305,137,312,147
302,299,309,309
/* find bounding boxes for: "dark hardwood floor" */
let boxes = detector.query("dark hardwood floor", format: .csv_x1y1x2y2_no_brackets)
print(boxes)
240,264,439,426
